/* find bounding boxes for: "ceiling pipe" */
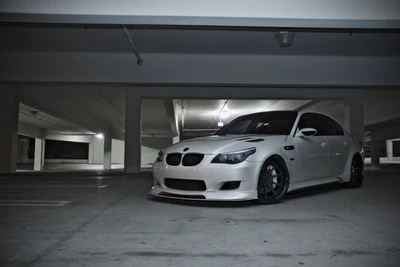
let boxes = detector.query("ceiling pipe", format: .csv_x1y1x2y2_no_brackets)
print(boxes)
122,25,144,65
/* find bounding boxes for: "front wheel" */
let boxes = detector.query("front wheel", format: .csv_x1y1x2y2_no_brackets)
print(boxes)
256,158,290,204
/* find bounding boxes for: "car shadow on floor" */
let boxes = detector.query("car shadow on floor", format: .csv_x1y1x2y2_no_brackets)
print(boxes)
284,182,341,200
148,182,341,207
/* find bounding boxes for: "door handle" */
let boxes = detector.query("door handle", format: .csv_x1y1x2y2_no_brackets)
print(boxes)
321,142,327,148
343,142,348,146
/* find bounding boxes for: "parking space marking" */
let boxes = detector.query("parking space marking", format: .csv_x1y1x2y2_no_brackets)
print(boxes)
0,200,71,206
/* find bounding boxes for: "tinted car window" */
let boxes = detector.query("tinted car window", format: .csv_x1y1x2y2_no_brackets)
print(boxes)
316,114,344,136
297,113,322,136
215,111,297,136
224,120,252,134
333,120,344,135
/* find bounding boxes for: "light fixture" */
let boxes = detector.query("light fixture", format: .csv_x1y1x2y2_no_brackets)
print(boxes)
275,31,295,48
95,133,104,139
218,116,224,127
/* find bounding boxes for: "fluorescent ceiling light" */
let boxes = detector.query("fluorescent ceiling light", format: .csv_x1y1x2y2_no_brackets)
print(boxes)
218,122,224,127
96,133,104,139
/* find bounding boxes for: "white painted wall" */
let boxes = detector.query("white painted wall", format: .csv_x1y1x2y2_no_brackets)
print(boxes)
111,139,124,164
141,146,159,166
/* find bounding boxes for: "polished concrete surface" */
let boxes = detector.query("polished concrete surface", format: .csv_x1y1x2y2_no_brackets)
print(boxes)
1,166,399,267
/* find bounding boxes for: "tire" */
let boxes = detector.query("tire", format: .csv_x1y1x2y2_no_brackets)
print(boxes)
340,154,364,188
256,157,290,204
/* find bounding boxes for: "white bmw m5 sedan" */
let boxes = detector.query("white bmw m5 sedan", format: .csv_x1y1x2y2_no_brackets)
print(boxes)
150,111,364,204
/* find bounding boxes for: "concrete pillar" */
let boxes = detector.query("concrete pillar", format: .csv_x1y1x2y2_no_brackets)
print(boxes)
103,137,112,170
344,94,364,145
371,133,381,170
34,128,46,171
125,89,142,173
88,137,94,164
34,138,45,171
0,87,19,174
386,140,393,162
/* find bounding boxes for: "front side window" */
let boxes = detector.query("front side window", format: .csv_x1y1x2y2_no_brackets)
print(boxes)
215,111,298,136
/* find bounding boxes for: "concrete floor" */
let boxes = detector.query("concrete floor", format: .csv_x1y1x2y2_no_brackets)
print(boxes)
0,166,399,267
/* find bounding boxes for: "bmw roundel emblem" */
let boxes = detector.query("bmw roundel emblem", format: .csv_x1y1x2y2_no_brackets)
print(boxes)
183,147,189,152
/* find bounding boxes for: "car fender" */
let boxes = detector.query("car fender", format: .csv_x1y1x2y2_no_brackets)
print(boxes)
248,142,296,184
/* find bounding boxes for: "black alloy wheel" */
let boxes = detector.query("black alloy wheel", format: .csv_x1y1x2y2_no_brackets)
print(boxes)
256,158,290,204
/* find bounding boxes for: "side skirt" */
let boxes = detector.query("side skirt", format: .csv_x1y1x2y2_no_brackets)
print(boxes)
288,176,342,192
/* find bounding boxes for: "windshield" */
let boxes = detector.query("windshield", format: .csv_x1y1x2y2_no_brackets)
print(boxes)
214,111,298,136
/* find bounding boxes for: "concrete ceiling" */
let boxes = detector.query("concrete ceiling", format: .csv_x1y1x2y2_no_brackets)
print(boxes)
19,103,91,135
1,25,400,56
17,84,173,138
16,84,400,141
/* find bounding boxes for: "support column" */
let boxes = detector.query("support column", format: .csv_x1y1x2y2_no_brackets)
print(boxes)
386,140,393,162
0,87,19,174
88,137,94,164
371,133,381,170
125,89,142,173
34,138,45,171
103,136,112,170
34,129,46,171
344,93,364,145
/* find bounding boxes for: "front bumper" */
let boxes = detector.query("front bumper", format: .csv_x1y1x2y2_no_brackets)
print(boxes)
149,158,260,201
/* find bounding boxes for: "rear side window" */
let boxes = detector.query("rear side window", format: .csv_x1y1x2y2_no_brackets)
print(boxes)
316,114,344,136
297,113,322,136
333,120,344,135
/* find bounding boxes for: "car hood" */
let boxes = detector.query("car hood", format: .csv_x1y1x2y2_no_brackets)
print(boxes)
164,135,287,154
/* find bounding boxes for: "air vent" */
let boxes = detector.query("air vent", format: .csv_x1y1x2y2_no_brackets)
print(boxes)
165,178,206,191
182,153,204,166
220,181,241,190
159,192,206,199
166,153,182,166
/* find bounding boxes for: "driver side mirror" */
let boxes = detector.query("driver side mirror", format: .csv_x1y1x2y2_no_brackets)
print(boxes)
297,128,317,137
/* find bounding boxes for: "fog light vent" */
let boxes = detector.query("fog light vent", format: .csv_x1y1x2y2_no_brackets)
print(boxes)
220,181,241,190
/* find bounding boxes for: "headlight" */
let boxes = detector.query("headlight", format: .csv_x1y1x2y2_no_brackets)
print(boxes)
211,147,256,164
156,151,164,162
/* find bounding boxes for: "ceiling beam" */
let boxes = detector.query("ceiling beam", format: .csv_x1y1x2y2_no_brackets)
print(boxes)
18,87,111,136
18,123,42,139
3,53,398,87
2,13,399,29
1,0,399,29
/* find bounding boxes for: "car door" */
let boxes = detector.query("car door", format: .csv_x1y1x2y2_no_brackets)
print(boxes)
316,114,349,177
294,113,330,181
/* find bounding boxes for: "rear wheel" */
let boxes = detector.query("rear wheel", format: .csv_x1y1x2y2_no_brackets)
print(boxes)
341,154,364,188
256,158,290,204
